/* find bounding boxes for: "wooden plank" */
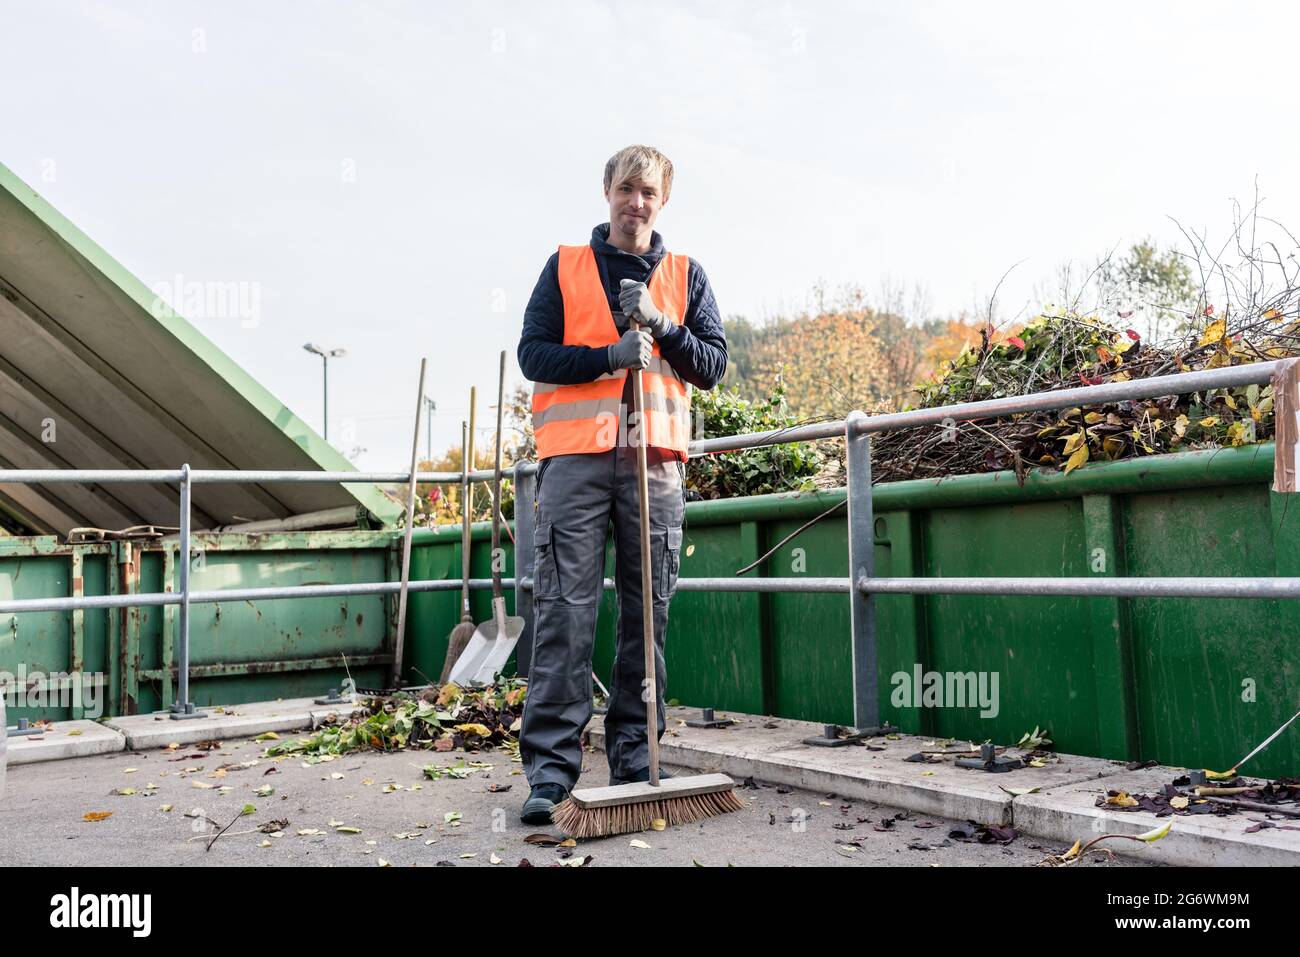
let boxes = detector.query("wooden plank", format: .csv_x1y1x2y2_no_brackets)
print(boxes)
569,772,736,808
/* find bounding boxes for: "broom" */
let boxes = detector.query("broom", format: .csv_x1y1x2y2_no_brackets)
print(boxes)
439,413,477,684
551,317,744,838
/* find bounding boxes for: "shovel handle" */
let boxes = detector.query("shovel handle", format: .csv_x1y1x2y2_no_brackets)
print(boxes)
491,351,506,603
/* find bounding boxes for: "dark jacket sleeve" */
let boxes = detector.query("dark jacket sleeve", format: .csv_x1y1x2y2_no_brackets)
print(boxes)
655,258,728,390
517,253,612,384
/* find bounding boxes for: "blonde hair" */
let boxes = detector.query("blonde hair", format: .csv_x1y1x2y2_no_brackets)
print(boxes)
604,145,674,201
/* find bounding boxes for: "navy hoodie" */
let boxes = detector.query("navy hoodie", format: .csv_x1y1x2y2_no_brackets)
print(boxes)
517,223,728,389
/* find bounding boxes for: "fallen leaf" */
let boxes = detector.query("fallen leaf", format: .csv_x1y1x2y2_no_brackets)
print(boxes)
629,839,651,849
490,853,503,865
83,811,113,822
1135,820,1174,843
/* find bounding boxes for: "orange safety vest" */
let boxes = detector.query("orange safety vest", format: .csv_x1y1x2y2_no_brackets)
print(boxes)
532,244,692,461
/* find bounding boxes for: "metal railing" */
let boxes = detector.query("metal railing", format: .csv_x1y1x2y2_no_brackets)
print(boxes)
0,359,1293,726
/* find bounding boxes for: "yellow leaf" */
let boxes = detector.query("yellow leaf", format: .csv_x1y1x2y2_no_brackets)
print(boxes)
651,818,666,831
454,723,493,738
1135,820,1173,843
1169,796,1189,809
1062,429,1086,455
1199,416,1219,428
1105,791,1138,807
1205,767,1238,781
1063,445,1089,475
558,838,577,847
1083,412,1104,424
1198,318,1227,347
83,811,113,822
1060,839,1081,861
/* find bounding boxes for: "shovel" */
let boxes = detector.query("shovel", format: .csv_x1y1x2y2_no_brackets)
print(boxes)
449,350,524,686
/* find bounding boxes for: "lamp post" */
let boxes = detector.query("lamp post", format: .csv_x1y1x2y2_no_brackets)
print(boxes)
302,343,346,441
424,397,437,463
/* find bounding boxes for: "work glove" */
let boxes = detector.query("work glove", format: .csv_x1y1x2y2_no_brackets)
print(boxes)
619,279,674,338
607,327,653,372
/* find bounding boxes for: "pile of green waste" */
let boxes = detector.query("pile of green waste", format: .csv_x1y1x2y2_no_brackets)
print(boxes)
870,309,1292,484
265,679,527,761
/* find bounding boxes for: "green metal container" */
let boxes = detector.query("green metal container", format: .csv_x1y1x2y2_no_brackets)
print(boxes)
2,443,1295,778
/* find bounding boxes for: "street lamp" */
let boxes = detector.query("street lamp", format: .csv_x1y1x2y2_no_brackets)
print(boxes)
424,397,437,462
303,343,346,441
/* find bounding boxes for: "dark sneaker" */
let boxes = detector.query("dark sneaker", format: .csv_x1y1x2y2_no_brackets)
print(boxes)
520,782,568,825
608,766,674,787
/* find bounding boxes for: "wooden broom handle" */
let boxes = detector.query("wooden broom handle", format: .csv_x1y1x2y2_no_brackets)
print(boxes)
630,318,660,787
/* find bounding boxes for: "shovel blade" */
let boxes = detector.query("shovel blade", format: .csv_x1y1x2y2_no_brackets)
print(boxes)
468,615,526,685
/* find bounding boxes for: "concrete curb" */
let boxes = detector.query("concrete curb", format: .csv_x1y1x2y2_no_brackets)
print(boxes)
6,721,126,765
587,706,1300,867
104,697,366,751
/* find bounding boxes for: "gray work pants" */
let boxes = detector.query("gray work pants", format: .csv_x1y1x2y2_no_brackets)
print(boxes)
520,445,686,790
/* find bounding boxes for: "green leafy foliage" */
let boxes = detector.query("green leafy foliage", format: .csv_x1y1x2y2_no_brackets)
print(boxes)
265,679,527,760
686,378,825,500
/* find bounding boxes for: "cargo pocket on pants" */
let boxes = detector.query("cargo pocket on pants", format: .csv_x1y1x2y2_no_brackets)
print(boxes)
659,525,683,598
534,520,559,600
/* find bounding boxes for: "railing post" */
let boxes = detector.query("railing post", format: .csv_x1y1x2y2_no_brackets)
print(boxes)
513,461,536,678
170,462,199,719
845,411,878,729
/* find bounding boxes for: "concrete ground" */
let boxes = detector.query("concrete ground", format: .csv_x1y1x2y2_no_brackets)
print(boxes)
0,732,1134,867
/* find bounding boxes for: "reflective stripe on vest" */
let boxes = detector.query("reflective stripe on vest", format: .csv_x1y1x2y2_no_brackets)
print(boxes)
531,244,692,460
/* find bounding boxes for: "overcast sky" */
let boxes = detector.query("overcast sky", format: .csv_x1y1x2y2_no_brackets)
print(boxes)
2,0,1295,469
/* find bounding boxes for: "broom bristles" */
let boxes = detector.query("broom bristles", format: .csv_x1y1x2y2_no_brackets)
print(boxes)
551,786,746,839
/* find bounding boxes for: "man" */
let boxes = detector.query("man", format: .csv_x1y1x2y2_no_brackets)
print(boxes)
515,144,728,825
